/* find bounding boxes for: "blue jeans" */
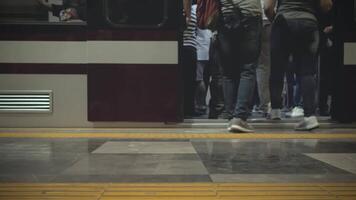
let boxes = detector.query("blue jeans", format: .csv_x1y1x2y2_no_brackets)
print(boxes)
217,16,262,120
270,17,319,117
257,21,272,113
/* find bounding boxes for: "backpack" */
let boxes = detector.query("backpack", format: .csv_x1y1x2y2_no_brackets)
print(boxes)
197,0,220,30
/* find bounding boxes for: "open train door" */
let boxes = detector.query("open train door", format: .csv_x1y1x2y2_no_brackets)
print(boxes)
331,0,356,123
87,0,183,122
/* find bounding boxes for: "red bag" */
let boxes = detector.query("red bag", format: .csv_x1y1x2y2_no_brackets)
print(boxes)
197,0,220,30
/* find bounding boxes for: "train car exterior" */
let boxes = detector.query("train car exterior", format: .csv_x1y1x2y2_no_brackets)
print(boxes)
0,0,355,128
0,0,182,127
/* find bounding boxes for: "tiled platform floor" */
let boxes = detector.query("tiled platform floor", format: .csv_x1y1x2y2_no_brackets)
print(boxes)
1,129,356,199
0,132,356,183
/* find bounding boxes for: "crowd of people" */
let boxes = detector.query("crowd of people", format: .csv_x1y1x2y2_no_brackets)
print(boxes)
182,0,334,132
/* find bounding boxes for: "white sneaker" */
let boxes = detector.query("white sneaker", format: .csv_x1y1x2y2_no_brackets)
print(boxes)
269,109,282,120
286,107,304,118
295,116,319,131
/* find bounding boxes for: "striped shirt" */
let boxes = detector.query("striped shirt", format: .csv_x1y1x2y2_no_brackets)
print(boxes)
220,0,262,18
183,4,197,48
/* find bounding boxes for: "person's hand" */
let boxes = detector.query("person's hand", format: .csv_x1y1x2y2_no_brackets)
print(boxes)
185,16,191,24
59,8,79,21
324,26,333,34
37,0,52,9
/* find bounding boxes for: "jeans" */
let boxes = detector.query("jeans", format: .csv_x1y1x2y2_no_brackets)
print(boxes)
286,59,303,108
218,16,262,120
195,61,209,113
256,21,272,113
270,17,319,117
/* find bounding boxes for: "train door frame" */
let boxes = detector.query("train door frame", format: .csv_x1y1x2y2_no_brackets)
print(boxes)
330,0,356,123
0,0,185,127
86,0,183,123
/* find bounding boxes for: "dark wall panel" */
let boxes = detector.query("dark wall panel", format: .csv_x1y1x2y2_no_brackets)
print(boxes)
87,64,181,122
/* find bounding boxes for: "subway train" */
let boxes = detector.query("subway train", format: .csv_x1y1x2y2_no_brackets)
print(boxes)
0,0,355,128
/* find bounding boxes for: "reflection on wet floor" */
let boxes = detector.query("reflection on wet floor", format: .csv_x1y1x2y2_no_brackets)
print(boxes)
0,135,356,183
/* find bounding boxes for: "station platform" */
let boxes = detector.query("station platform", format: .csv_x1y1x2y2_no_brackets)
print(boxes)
0,120,356,199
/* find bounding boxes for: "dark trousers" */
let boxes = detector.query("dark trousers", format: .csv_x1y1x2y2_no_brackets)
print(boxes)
182,46,197,116
218,16,262,120
207,36,225,118
286,59,302,109
270,18,319,117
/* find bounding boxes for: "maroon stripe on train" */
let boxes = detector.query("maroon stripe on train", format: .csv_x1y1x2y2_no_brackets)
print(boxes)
0,31,86,41
344,32,356,42
87,30,177,41
0,30,177,41
88,64,181,122
0,64,87,74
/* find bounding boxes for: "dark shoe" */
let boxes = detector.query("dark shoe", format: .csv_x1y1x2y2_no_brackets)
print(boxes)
227,118,254,133
268,109,282,120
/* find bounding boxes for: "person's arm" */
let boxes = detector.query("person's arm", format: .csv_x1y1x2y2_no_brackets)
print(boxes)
264,0,277,22
319,0,333,13
75,2,87,21
183,0,192,23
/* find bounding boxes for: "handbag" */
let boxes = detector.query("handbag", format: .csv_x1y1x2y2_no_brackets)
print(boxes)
197,0,220,30
222,0,244,31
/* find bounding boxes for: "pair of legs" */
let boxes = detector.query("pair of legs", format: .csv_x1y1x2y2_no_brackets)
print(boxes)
194,34,227,119
182,46,197,117
256,21,272,115
218,16,262,122
195,60,209,115
270,17,319,118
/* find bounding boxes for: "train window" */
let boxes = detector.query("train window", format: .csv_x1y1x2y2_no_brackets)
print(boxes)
103,0,168,28
0,0,86,25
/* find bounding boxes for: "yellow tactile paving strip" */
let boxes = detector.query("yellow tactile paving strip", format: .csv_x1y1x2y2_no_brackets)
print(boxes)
1,132,356,139
0,183,356,200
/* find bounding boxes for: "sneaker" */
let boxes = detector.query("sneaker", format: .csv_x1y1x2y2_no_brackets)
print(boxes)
295,116,319,131
286,107,304,118
228,118,254,133
268,109,282,120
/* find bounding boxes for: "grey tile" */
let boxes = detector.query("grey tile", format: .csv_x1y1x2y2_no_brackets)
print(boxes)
62,154,207,176
305,153,356,174
92,141,197,154
0,159,79,175
33,175,57,182
153,160,208,175
192,140,356,174
348,154,356,161
192,140,356,155
210,174,356,183
0,175,38,183
62,155,126,175
198,152,351,174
